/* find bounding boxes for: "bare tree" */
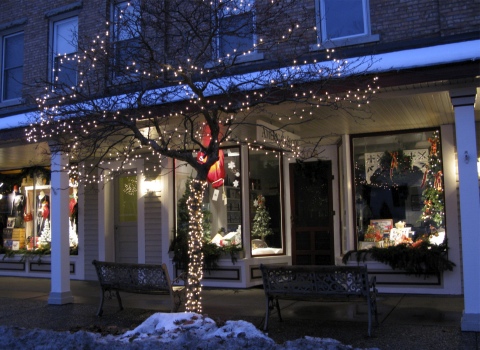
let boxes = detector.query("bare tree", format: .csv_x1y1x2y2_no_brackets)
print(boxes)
26,0,378,313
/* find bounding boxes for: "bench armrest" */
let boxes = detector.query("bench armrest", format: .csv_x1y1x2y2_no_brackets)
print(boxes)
172,272,187,286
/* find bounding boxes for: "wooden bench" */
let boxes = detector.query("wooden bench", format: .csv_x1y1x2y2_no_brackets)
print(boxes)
260,264,378,336
92,260,185,316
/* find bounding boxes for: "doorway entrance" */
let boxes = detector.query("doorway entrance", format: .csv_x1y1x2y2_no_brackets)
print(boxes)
114,174,138,263
289,160,334,265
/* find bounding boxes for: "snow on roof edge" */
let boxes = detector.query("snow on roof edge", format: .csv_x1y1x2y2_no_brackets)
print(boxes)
1,39,478,132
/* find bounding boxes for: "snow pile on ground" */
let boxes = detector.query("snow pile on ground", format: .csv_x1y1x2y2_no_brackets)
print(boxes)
0,313,379,350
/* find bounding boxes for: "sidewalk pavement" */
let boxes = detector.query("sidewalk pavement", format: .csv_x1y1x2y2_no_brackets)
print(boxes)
0,276,478,349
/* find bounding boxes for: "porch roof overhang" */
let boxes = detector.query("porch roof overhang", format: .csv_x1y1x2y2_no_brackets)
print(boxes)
0,40,479,171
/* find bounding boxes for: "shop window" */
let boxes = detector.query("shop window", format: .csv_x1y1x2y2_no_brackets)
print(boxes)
1,31,24,102
1,171,78,253
216,0,255,58
249,149,283,256
175,147,243,250
352,130,445,249
112,0,141,76
52,17,78,89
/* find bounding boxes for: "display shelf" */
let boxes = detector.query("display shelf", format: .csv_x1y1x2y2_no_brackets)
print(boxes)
226,186,241,232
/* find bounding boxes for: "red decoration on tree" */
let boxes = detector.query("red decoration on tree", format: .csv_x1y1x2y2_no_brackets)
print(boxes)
196,124,225,188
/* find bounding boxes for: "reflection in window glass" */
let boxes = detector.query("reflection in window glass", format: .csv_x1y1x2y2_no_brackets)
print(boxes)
52,17,78,88
249,149,283,255
321,0,367,41
175,148,243,248
217,0,255,57
2,32,24,101
352,130,445,249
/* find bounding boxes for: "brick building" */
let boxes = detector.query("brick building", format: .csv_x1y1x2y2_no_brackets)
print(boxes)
0,0,479,331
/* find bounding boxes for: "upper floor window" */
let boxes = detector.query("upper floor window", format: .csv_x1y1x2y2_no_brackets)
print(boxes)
217,0,255,58
1,31,24,102
52,17,78,89
112,0,141,73
315,0,378,49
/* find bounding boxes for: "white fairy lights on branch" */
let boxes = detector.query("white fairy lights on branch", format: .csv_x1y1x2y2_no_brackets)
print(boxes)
25,0,380,314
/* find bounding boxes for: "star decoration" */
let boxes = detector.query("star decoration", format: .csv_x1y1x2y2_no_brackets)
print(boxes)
228,161,236,170
233,179,239,188
235,172,240,177
253,199,258,207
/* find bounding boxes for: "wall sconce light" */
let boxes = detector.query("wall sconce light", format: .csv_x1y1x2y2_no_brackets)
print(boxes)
144,179,162,194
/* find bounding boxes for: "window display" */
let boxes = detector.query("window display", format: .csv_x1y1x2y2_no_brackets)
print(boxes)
0,169,78,255
175,147,243,251
249,149,283,256
352,129,445,249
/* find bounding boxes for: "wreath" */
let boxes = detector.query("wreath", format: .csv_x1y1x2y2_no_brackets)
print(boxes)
370,150,422,186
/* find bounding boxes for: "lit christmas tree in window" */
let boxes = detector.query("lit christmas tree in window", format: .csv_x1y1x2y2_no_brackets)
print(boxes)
39,219,51,247
252,195,273,241
421,130,444,230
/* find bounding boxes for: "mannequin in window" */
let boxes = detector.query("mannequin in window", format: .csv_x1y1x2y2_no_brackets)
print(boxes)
11,185,25,227
69,188,78,232
37,191,50,235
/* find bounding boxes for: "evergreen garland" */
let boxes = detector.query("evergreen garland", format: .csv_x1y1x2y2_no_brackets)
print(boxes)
342,240,455,277
421,130,444,228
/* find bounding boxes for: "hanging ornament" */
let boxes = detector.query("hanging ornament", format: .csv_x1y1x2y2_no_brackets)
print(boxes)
434,171,443,191
428,137,438,156
389,151,398,179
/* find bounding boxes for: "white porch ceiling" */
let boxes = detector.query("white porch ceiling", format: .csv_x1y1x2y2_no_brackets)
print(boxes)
0,81,479,172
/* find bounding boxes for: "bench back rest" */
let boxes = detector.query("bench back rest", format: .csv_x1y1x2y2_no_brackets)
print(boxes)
260,264,370,297
92,260,172,292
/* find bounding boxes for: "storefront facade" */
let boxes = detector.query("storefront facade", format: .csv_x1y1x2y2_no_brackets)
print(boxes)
0,0,479,331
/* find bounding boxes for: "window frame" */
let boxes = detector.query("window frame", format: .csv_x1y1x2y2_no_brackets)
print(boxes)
248,147,285,257
312,0,379,50
173,146,245,249
1,30,24,104
350,128,444,249
111,0,142,78
214,0,262,62
50,16,78,90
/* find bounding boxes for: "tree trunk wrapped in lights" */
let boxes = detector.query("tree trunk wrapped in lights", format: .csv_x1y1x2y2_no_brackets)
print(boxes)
185,179,207,313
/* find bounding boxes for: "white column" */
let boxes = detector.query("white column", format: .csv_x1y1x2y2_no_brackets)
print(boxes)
342,134,355,252
48,150,74,305
450,88,480,331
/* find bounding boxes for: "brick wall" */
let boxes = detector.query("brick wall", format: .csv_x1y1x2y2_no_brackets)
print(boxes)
0,0,478,116
371,0,479,44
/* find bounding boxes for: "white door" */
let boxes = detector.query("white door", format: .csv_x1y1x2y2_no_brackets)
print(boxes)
114,174,138,263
